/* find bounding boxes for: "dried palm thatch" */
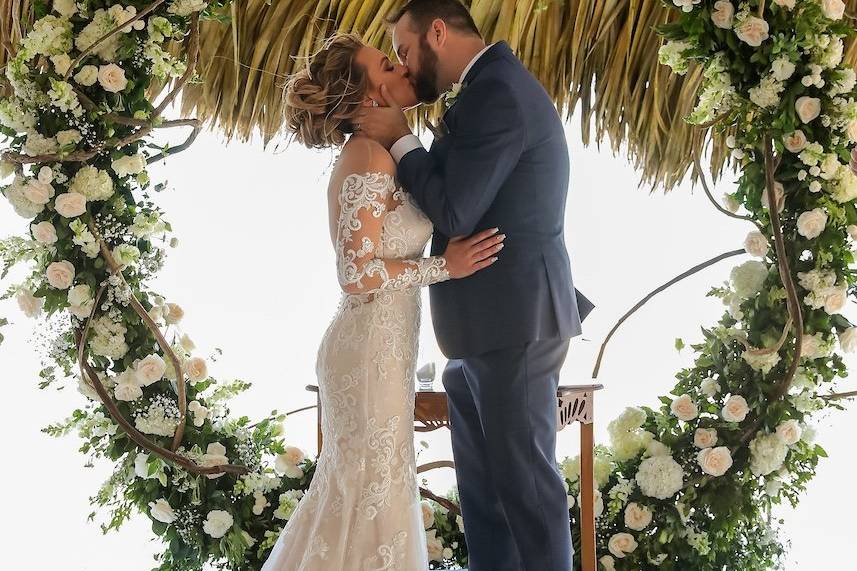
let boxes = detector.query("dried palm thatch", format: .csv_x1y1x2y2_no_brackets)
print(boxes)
3,0,857,190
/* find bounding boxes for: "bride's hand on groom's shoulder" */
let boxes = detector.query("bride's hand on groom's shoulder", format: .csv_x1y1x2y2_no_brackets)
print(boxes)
442,228,506,279
355,85,411,149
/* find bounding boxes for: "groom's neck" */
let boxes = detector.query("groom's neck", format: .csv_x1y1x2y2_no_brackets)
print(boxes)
441,36,487,89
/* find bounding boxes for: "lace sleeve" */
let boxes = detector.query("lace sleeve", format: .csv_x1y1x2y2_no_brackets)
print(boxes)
335,172,450,295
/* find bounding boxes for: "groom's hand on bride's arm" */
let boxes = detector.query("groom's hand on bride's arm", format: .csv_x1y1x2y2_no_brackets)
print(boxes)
355,85,412,150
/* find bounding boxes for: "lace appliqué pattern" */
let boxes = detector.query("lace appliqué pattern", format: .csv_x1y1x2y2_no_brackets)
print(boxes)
260,172,435,571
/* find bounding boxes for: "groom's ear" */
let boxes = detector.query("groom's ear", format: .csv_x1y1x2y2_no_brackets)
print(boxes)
428,18,448,49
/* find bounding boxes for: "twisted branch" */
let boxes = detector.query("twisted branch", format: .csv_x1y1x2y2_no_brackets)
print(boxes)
90,221,190,451
419,486,461,516
739,135,804,445
693,156,764,231
76,285,247,477
592,249,746,378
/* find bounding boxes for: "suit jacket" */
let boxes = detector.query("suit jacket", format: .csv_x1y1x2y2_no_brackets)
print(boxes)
397,41,594,358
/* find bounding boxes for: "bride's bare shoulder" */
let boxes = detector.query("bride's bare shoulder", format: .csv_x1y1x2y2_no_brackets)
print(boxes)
334,136,396,178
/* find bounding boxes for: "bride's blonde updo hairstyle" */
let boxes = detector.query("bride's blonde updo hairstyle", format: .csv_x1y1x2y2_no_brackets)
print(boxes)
284,33,368,149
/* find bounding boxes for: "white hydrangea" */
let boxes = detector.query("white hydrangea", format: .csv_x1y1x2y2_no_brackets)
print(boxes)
202,509,234,538
169,0,209,16
831,164,857,203
749,432,788,476
47,79,83,116
687,55,736,124
273,490,305,520
3,175,45,217
69,166,115,201
730,260,768,298
89,314,129,359
23,132,59,156
76,9,122,62
658,40,695,75
0,98,37,133
21,15,72,57
635,455,684,500
749,75,784,109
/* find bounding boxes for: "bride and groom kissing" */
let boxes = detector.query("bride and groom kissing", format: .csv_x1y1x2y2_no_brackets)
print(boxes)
262,1,594,569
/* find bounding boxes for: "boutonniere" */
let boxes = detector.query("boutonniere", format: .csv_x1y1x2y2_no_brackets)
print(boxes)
443,81,466,108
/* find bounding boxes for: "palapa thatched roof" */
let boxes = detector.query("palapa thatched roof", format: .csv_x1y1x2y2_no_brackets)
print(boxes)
4,0,857,190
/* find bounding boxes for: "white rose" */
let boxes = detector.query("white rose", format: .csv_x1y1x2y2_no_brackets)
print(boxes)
823,285,847,314
771,57,795,81
735,15,769,47
67,283,94,318
775,419,802,445
274,454,305,479
283,445,306,465
56,129,82,147
848,225,857,240
796,208,827,239
608,532,638,559
185,356,208,382
37,167,53,184
201,442,229,479
723,193,740,213
694,428,718,449
722,395,749,422
149,498,177,524
772,0,795,8
743,230,769,257
731,260,768,298
0,160,15,179
795,96,821,124
697,446,733,477
599,555,616,571
31,221,58,244
710,1,734,28
749,432,788,476
700,378,721,398
670,394,698,421
180,333,196,352
846,121,857,144
838,327,857,352
53,0,77,17
624,502,653,531
51,53,72,76
112,154,147,177
164,302,184,324
821,0,845,20
98,63,128,93
202,509,233,539
188,400,209,427
114,371,143,401
46,259,75,289
23,180,54,204
54,192,87,218
425,529,444,562
16,289,44,318
74,65,98,87
761,181,785,213
136,354,167,386
783,130,807,153
421,500,435,529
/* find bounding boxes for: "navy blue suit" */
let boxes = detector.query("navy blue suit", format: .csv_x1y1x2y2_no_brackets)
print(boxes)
397,41,592,571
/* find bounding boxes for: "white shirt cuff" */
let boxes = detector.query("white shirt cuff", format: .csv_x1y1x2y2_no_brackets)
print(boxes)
390,134,424,163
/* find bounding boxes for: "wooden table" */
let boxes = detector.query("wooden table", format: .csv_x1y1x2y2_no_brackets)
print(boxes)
305,383,603,571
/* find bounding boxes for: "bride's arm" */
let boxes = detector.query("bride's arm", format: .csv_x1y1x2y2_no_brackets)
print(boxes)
335,170,451,296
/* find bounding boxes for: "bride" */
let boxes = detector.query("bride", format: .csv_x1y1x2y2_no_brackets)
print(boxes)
260,33,505,570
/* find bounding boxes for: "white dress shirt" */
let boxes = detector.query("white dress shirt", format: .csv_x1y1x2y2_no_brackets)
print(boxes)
390,43,496,163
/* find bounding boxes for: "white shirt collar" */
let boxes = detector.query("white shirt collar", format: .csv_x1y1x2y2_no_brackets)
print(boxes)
458,42,495,85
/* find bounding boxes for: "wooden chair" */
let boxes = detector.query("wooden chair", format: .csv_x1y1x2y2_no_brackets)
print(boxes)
305,383,603,571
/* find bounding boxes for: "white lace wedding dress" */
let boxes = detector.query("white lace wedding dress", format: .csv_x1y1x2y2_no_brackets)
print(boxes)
261,172,450,571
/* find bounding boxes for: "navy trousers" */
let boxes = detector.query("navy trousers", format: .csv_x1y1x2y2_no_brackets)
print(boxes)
443,338,573,571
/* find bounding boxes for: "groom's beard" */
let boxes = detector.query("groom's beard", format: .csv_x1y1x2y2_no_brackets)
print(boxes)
414,38,441,104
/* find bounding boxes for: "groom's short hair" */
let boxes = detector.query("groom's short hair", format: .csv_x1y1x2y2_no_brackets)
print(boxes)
387,0,482,38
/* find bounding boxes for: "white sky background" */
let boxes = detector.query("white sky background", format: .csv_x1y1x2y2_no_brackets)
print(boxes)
0,111,854,570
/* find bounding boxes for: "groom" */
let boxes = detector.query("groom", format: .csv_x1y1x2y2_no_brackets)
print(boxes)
357,1,594,569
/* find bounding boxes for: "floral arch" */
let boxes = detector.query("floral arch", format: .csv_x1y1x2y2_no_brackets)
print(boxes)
1,0,857,570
